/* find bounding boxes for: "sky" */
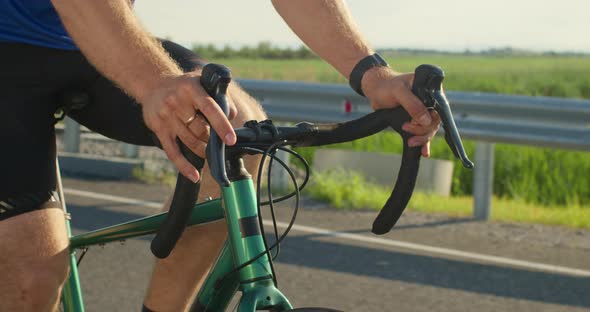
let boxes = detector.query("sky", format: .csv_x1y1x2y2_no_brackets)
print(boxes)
134,0,590,53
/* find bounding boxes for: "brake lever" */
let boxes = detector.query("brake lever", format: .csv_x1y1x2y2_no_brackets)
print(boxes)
371,64,473,235
200,63,232,187
412,64,474,169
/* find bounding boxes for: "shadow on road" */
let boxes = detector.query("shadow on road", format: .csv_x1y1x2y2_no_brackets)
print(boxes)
298,217,479,236
392,217,478,230
68,203,589,309
277,234,589,308
69,203,152,232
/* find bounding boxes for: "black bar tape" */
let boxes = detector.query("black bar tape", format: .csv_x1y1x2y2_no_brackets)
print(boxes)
150,142,205,259
297,107,419,235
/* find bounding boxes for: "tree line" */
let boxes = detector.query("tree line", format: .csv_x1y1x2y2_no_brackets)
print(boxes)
191,41,318,59
191,42,589,60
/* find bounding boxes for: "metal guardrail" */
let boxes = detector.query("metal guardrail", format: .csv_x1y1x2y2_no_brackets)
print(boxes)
237,79,590,150
63,79,590,220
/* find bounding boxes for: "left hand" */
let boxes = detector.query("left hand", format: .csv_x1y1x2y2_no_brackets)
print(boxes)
361,67,441,157
139,71,238,182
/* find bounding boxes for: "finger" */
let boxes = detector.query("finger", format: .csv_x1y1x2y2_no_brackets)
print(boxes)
195,129,210,145
195,95,236,145
421,141,431,158
402,110,441,135
429,109,442,127
402,121,431,136
183,119,209,157
165,93,197,125
160,135,200,183
395,87,432,127
407,134,430,147
187,114,210,143
180,80,236,145
178,138,207,159
175,117,203,152
193,140,207,158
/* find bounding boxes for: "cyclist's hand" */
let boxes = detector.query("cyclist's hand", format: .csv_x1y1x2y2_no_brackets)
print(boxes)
140,72,238,182
362,67,441,157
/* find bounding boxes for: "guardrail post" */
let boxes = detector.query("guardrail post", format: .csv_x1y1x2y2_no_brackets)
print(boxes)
122,144,139,158
270,147,290,192
473,142,495,220
64,117,80,153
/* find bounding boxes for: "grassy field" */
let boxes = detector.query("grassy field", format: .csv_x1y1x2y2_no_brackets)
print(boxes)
223,55,590,99
308,170,590,230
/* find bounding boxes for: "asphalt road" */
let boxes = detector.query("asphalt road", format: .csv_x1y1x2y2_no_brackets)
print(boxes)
62,176,590,312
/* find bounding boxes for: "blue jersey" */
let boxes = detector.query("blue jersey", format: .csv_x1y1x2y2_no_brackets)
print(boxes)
0,1,77,50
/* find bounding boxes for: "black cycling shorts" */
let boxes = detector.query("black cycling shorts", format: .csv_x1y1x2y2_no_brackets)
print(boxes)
0,40,204,221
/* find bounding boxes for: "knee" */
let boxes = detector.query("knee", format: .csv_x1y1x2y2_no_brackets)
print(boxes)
13,255,69,310
228,83,267,127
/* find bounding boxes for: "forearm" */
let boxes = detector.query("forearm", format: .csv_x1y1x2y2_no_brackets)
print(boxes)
272,0,374,78
51,0,182,102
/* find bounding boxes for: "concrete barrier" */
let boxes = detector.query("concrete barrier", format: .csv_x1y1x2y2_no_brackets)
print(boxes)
58,152,143,180
313,149,454,196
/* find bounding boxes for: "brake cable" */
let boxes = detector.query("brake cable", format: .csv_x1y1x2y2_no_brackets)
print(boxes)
256,141,286,287
211,144,309,292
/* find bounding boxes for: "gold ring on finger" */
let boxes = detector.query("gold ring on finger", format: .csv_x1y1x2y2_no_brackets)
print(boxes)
185,111,199,126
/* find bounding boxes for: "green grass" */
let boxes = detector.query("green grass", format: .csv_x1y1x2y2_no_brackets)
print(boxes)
130,159,590,229
308,169,590,229
294,133,590,207
223,55,590,99
132,167,176,188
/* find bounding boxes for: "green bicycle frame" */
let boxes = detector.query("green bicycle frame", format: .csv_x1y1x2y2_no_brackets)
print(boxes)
60,161,292,311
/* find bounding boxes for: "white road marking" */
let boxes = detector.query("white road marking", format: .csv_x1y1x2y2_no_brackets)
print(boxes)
64,187,590,277
65,188,162,209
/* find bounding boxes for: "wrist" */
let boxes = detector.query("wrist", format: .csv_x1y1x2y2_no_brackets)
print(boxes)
348,53,389,96
360,66,397,100
123,41,184,104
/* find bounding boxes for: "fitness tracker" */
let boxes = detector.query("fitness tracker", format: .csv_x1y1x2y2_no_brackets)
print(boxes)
348,53,389,97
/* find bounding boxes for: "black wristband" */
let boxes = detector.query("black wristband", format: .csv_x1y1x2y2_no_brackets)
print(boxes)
348,53,389,97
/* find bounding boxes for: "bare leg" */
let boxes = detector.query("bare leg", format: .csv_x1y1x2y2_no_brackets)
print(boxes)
143,83,267,312
0,203,70,312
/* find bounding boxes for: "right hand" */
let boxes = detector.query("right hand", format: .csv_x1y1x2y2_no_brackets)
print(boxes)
361,67,441,158
140,72,238,183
